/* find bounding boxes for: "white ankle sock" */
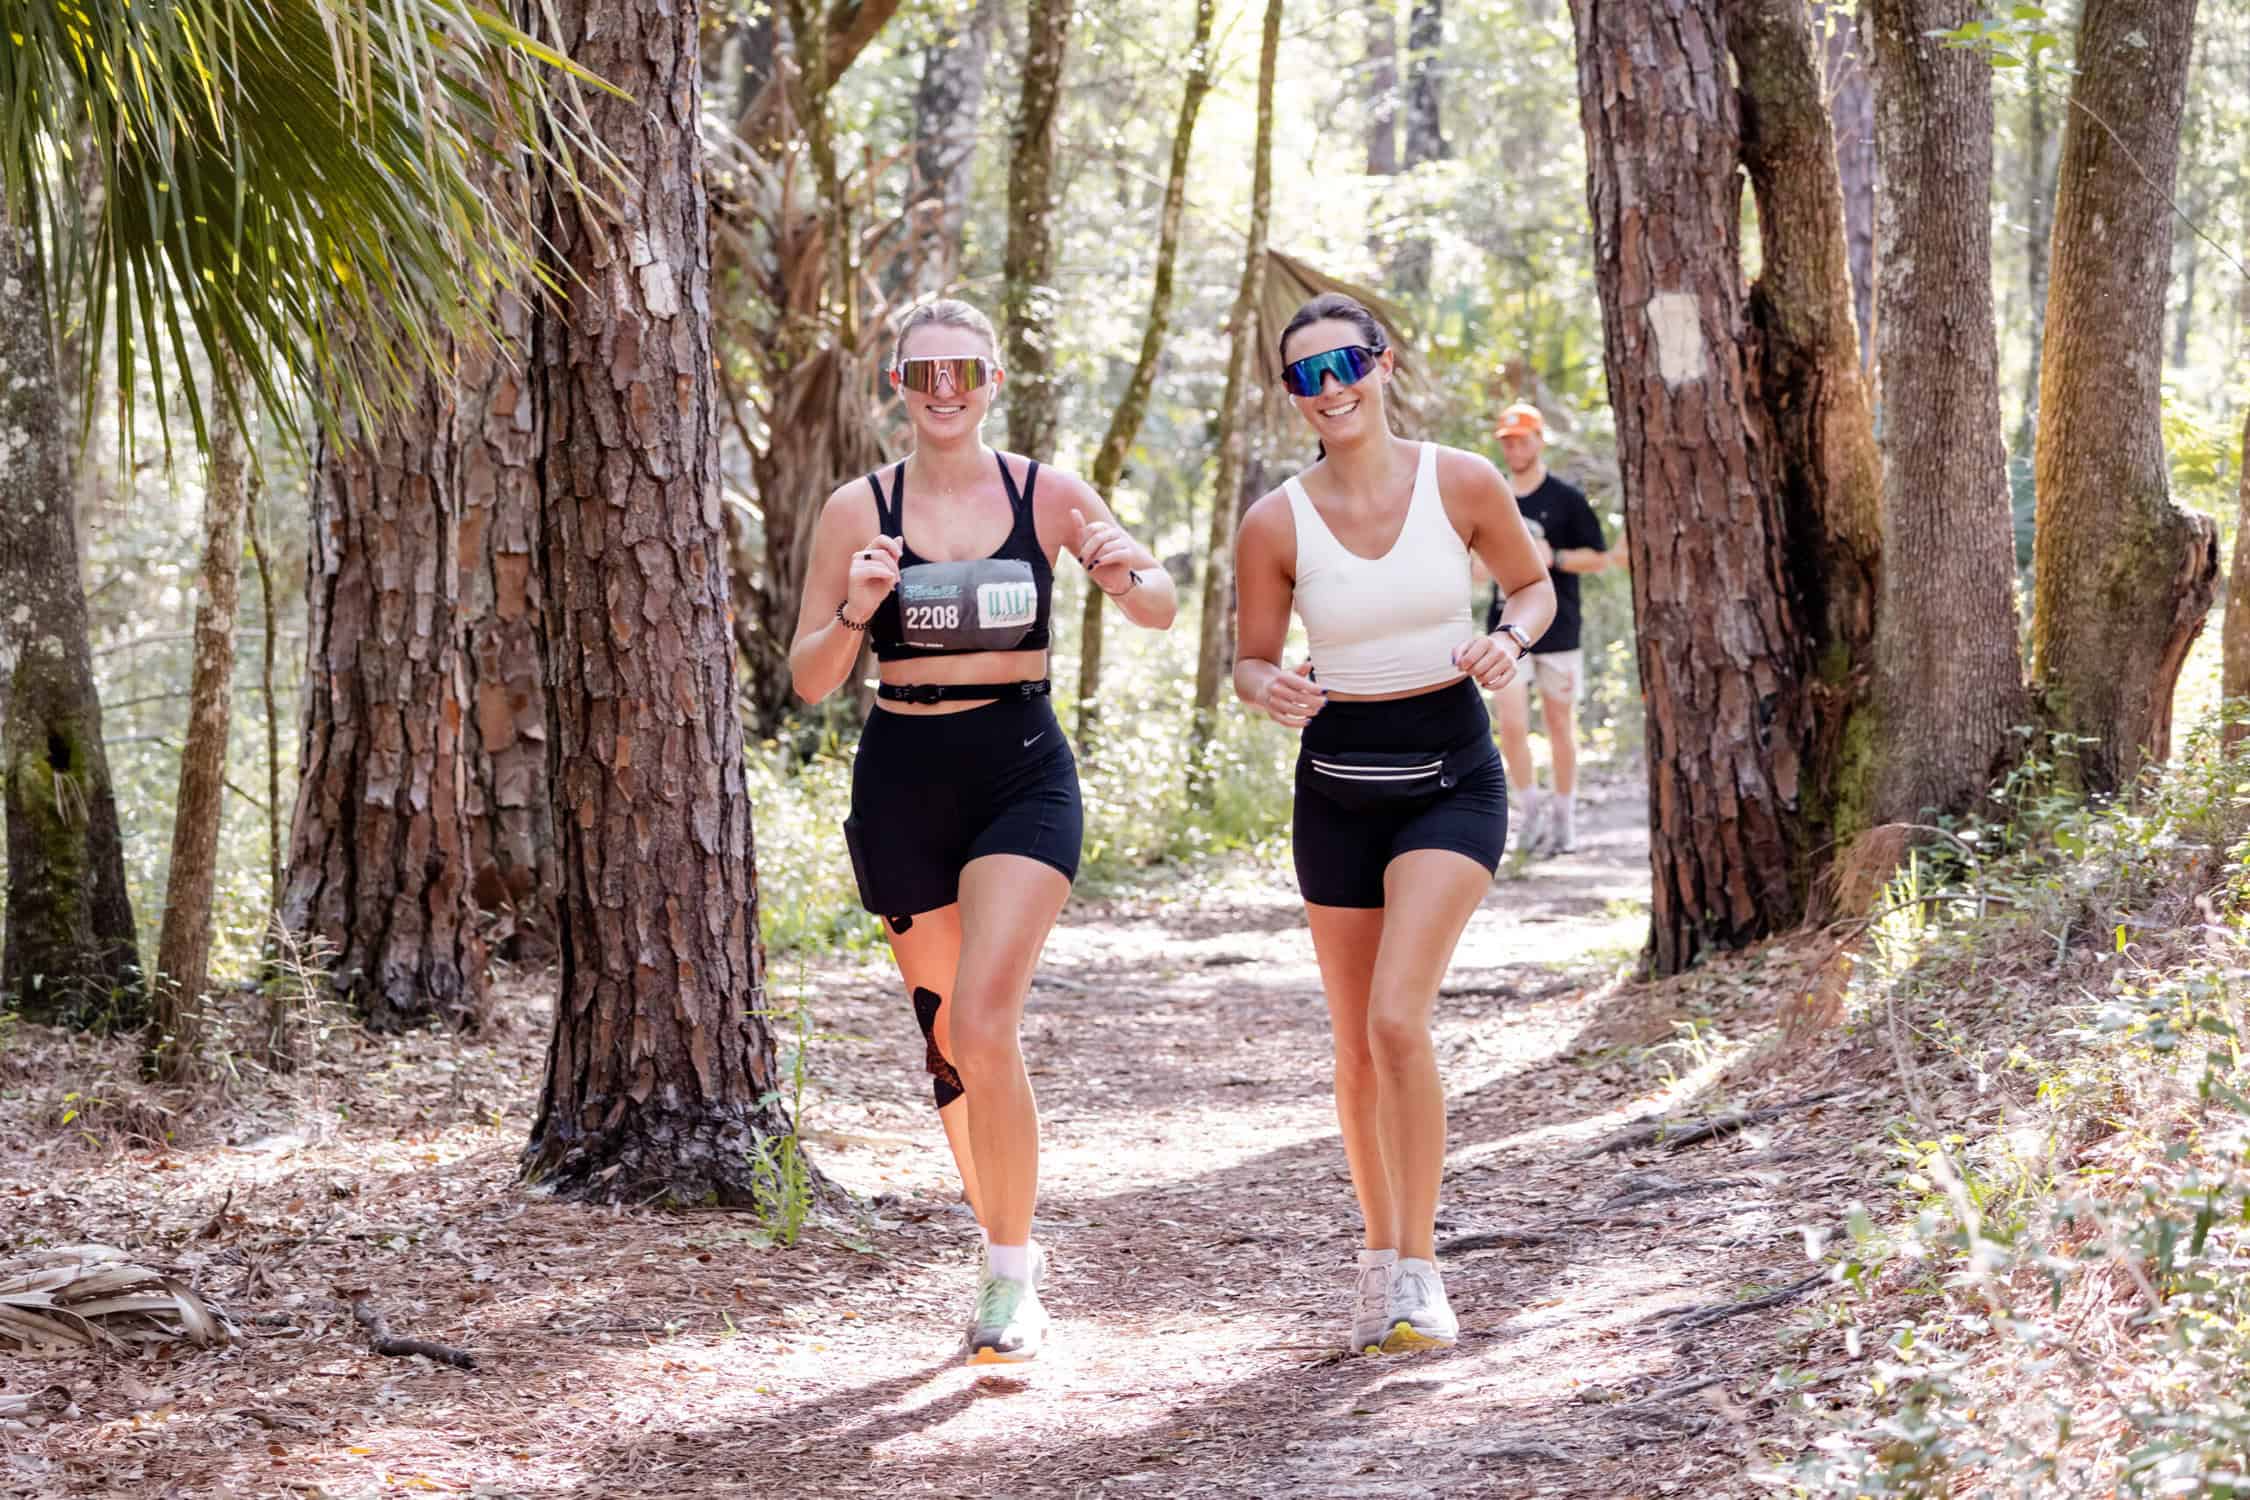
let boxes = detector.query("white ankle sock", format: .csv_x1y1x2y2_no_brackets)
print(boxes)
986,1242,1033,1283
1357,1247,1398,1270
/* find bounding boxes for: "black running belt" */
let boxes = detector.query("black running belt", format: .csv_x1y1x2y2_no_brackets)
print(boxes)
875,679,1052,705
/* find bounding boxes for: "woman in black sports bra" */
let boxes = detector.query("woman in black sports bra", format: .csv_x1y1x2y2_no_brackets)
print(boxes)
789,298,1176,1365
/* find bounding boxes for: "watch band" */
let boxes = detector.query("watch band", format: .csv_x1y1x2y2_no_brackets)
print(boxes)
1499,622,1532,659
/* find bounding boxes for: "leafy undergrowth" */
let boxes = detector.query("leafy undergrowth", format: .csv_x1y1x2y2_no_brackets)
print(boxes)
1746,720,2250,1497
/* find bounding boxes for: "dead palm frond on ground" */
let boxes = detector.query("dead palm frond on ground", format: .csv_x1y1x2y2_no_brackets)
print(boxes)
0,1245,231,1354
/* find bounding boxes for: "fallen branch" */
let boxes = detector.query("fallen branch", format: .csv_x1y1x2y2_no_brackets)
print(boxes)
1440,1215,1658,1254
1583,1090,1850,1158
1598,1176,1763,1212
352,1300,476,1370
1647,1272,1825,1332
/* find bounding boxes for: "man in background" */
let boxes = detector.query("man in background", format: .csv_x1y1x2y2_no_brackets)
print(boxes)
1480,403,1623,855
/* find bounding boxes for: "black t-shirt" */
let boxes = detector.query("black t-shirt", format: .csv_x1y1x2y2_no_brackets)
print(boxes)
1484,474,1604,654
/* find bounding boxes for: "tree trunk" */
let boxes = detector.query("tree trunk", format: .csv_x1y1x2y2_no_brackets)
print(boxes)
1002,0,1073,460
1075,0,1217,746
1191,0,1283,774
1570,0,1812,978
910,0,1000,296
2012,52,2054,456
2172,178,2202,370
1818,2,1876,370
151,362,252,1077
0,223,141,1028
457,290,555,957
283,372,488,1033
1393,0,1446,298
2225,409,2250,749
1366,2,1398,176
522,0,788,1205
2031,0,2219,790
1726,0,1884,847
1864,0,2028,823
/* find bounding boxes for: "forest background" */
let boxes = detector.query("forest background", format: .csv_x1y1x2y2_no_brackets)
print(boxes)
3,0,2250,1490
22,0,2247,985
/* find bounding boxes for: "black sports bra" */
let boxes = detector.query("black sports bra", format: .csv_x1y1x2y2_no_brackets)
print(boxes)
867,455,1055,662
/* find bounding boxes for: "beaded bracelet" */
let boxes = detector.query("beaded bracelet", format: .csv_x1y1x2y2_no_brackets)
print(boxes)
835,601,870,631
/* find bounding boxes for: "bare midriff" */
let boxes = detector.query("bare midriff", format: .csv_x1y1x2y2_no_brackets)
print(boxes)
1317,671,1470,704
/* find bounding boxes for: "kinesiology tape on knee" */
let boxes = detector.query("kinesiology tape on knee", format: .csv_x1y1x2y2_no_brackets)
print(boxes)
886,913,914,934
912,986,965,1109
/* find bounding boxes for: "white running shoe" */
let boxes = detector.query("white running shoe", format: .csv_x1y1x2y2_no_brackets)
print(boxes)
1381,1258,1459,1352
968,1239,1046,1343
1517,791,1549,857
965,1269,1048,1365
1550,796,1577,854
1352,1248,1397,1355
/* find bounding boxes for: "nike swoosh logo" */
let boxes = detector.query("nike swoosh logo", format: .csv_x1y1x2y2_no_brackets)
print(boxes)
1023,733,1046,748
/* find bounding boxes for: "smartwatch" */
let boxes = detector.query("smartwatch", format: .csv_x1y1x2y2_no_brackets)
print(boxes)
1498,622,1533,659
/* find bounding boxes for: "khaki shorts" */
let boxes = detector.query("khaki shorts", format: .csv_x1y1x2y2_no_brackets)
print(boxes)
1498,649,1581,705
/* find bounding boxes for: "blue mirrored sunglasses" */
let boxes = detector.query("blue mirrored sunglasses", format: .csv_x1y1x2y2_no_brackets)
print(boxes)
1281,343,1385,398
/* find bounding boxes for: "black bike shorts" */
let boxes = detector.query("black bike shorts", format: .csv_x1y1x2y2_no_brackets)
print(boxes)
1293,676,1508,909
845,696,1082,921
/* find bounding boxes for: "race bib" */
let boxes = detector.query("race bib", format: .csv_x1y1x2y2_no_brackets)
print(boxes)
895,558,1040,652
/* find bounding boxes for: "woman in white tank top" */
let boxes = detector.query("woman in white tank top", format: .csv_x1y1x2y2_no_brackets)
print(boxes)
1232,294,1555,1357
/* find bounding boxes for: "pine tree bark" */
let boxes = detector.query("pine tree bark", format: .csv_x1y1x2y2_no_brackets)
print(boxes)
151,362,252,1076
1393,1,1447,298
1002,0,1072,460
1570,0,1813,977
283,371,488,1032
1864,0,2028,823
2031,0,2218,790
2226,408,2250,749
1074,0,1216,746
910,0,999,296
0,222,141,1027
1191,0,1283,766
1726,0,1883,846
522,0,788,1204
1818,2,1876,369
457,290,555,956
1366,2,1399,176
2012,52,2054,456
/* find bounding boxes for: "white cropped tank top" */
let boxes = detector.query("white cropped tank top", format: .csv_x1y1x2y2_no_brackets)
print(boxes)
1287,441,1475,696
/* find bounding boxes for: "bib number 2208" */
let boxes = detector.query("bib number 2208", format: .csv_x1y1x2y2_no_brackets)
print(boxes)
903,604,961,630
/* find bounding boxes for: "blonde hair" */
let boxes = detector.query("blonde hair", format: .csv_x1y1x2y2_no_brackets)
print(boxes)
894,298,1000,368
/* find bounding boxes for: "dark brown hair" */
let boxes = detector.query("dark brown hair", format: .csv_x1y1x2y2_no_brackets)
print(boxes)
1278,292,1389,366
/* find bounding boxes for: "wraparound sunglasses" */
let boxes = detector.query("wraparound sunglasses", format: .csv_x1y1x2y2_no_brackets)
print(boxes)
895,356,994,395
1281,343,1385,398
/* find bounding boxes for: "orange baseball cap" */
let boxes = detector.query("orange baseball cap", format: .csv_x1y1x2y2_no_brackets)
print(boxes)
1492,402,1547,440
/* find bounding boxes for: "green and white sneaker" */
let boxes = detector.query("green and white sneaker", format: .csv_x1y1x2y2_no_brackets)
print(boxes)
967,1239,1046,1342
965,1267,1048,1365
1352,1248,1397,1355
1380,1258,1458,1352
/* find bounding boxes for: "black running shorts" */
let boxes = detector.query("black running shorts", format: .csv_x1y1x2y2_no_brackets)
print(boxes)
1293,677,1508,909
845,696,1082,921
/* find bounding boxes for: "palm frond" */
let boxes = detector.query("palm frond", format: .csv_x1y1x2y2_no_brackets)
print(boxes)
0,0,616,457
0,1245,234,1353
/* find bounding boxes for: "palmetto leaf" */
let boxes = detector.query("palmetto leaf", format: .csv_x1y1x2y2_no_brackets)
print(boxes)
0,0,612,457
0,1244,234,1353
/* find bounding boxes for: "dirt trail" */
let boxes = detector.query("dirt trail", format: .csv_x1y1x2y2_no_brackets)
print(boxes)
1,777,1873,1498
